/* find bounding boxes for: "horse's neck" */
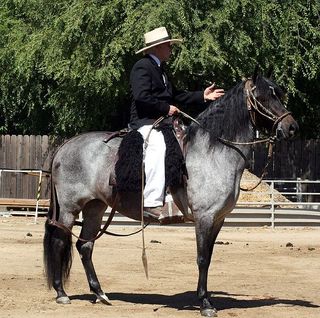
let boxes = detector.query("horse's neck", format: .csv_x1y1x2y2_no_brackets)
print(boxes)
188,130,251,173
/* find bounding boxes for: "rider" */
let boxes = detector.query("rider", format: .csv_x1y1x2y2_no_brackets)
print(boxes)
129,26,224,223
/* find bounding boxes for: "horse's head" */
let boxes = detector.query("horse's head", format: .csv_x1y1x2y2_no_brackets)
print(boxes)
245,75,299,140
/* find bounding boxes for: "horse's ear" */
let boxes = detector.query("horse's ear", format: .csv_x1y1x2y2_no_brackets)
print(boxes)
253,65,260,83
267,66,274,79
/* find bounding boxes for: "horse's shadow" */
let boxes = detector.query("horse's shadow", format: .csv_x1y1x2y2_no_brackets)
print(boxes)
70,291,319,311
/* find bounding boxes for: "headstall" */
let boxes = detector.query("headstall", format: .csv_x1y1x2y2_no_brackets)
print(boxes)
244,79,292,136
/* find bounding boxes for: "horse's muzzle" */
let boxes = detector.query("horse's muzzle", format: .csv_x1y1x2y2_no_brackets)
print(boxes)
276,119,299,140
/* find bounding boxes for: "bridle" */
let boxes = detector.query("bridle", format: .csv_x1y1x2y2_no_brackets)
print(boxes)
244,78,292,137
226,79,292,190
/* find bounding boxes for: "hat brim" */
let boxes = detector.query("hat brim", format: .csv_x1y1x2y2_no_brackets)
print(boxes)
136,38,182,54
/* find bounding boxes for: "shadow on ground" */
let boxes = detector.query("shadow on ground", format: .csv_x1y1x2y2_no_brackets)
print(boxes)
70,290,320,312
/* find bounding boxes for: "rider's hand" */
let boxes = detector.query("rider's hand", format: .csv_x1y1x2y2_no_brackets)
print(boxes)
168,105,180,116
204,83,225,101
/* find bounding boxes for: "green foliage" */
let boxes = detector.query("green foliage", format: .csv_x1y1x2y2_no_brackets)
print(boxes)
0,0,319,137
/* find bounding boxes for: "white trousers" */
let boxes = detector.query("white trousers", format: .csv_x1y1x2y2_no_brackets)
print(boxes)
138,125,166,207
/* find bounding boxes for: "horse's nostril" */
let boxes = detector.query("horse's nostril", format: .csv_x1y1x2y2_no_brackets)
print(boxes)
289,123,299,137
276,128,284,139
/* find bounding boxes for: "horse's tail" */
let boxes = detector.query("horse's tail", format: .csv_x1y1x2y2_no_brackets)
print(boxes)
43,179,73,289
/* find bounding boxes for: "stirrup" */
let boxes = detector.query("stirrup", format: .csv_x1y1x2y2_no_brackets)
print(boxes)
159,215,185,225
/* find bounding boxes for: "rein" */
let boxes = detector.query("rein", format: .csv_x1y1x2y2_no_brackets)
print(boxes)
47,79,289,238
73,220,149,237
48,194,120,242
140,116,166,279
181,109,273,191
180,79,291,191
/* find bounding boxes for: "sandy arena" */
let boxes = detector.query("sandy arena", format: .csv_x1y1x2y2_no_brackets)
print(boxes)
0,216,319,318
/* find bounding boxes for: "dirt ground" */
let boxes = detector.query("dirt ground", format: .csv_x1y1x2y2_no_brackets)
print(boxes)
0,217,319,318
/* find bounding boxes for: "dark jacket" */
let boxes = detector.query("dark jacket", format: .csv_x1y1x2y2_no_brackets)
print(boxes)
129,55,205,129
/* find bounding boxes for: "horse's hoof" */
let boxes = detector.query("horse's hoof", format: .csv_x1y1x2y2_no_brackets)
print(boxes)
93,292,112,305
56,296,71,304
200,308,218,317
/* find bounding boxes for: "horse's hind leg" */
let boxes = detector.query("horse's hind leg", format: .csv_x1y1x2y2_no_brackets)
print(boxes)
195,215,224,317
75,199,111,305
44,219,74,304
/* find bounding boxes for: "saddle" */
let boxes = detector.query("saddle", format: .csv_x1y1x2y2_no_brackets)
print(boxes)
104,119,187,192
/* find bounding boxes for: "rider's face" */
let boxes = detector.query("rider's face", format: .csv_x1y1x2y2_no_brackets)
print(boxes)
154,42,172,62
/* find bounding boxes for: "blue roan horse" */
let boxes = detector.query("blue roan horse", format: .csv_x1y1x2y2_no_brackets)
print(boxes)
44,73,298,317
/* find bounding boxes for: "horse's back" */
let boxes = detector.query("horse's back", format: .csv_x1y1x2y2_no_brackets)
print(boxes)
53,131,119,168
52,132,120,209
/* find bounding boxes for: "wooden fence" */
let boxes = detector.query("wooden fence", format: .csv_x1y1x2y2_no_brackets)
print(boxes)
252,139,320,180
0,135,53,199
251,139,320,201
0,135,319,200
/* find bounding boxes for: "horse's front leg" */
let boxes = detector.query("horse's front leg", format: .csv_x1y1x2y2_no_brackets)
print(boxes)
195,215,224,317
76,200,112,305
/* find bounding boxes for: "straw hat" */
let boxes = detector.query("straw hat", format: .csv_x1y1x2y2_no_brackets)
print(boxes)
136,27,182,54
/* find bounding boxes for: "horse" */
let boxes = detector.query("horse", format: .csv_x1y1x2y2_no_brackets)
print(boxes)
43,72,298,317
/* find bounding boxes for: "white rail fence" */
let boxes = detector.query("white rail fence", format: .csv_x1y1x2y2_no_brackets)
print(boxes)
230,179,320,228
0,169,319,227
105,179,320,228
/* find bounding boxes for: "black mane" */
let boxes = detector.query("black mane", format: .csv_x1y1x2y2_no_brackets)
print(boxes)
187,81,251,146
